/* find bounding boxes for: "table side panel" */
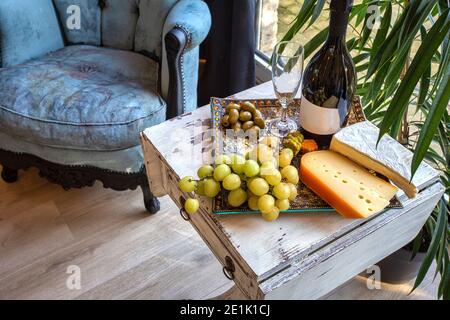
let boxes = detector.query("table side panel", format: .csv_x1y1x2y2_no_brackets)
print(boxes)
218,209,371,280
141,133,168,197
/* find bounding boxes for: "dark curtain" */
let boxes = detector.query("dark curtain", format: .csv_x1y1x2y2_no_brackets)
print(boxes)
198,0,256,105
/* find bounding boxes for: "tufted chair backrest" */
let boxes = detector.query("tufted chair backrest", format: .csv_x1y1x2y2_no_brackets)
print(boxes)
53,0,179,61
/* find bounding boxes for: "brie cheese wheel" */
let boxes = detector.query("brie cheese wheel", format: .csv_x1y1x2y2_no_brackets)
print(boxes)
330,121,437,198
300,151,398,219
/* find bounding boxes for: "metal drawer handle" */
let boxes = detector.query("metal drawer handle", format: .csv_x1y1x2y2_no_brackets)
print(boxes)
180,208,190,221
223,256,235,280
179,196,190,221
223,267,234,280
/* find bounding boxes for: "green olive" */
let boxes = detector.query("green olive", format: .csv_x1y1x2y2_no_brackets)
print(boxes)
242,121,254,131
226,103,241,113
246,126,260,136
232,122,242,132
254,117,266,129
228,109,239,124
239,111,252,122
242,102,257,114
253,109,263,119
221,115,230,128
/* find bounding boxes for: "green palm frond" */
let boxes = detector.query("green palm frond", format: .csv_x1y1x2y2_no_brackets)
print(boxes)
282,0,450,299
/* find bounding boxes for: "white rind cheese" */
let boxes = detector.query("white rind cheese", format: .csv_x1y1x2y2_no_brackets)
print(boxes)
330,121,438,198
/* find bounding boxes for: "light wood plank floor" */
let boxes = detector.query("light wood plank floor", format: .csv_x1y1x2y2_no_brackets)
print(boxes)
0,166,439,300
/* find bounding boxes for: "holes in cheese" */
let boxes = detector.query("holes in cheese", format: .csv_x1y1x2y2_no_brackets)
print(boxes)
300,151,398,219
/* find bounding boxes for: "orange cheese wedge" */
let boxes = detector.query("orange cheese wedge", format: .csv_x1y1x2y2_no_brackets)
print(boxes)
300,150,398,219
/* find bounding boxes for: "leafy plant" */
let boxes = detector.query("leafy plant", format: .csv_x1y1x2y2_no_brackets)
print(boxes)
280,0,449,299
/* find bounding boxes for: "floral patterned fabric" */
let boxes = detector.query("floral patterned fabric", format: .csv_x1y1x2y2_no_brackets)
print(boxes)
0,45,165,151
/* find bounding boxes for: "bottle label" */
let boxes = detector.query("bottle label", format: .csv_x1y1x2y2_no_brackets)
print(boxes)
300,97,341,135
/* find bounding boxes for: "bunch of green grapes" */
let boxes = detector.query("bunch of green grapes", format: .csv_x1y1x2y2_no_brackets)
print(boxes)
178,138,299,222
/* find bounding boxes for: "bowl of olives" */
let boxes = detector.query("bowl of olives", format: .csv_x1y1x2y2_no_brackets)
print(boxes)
221,102,266,136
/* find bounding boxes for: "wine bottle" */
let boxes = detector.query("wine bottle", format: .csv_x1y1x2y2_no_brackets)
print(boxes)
300,0,356,148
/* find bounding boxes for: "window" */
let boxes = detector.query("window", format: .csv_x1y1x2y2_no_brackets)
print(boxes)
254,0,304,82
254,0,328,83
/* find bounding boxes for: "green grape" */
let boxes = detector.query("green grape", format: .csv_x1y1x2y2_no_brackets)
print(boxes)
215,155,232,165
197,180,206,196
223,174,242,191
287,183,298,201
243,160,260,177
245,178,255,194
228,188,248,207
281,148,294,159
258,144,274,163
279,150,293,168
248,196,260,211
197,165,214,179
246,177,256,185
260,161,276,176
185,198,200,214
273,183,291,200
231,154,246,174
262,206,279,222
214,164,231,182
179,176,197,193
204,179,221,198
260,136,280,148
267,156,279,168
248,178,269,196
258,195,275,214
275,199,290,211
281,165,299,184
264,170,282,186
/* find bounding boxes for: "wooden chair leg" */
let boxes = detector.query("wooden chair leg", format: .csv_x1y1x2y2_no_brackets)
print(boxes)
141,180,160,214
1,167,18,183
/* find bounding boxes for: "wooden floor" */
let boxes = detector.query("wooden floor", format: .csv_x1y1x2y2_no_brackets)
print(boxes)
0,166,439,300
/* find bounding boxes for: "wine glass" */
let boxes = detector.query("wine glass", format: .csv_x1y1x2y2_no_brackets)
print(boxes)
269,41,304,138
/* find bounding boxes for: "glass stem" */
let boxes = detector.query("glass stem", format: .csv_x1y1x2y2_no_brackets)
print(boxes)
280,98,288,123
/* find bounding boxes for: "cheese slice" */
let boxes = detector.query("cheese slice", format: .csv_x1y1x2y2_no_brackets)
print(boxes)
330,121,437,198
300,151,398,219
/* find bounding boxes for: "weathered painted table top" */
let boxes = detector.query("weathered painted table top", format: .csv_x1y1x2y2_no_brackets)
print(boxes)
142,81,441,281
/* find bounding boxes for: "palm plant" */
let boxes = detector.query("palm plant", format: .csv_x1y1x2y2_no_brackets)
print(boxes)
280,0,449,299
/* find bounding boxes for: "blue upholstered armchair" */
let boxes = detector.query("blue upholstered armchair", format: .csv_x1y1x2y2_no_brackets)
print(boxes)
0,0,211,213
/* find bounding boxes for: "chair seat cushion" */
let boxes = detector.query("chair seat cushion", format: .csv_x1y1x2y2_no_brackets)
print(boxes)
0,45,165,151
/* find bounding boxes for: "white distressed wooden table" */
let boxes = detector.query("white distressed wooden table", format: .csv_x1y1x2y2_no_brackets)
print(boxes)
141,82,444,300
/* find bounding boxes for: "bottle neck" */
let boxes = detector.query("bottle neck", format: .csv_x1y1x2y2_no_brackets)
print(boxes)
327,1,351,44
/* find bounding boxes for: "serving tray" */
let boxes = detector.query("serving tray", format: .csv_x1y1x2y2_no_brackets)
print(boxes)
210,97,402,214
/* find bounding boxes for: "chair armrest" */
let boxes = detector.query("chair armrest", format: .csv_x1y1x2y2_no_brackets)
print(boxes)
163,27,189,119
163,0,211,52
161,0,211,119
